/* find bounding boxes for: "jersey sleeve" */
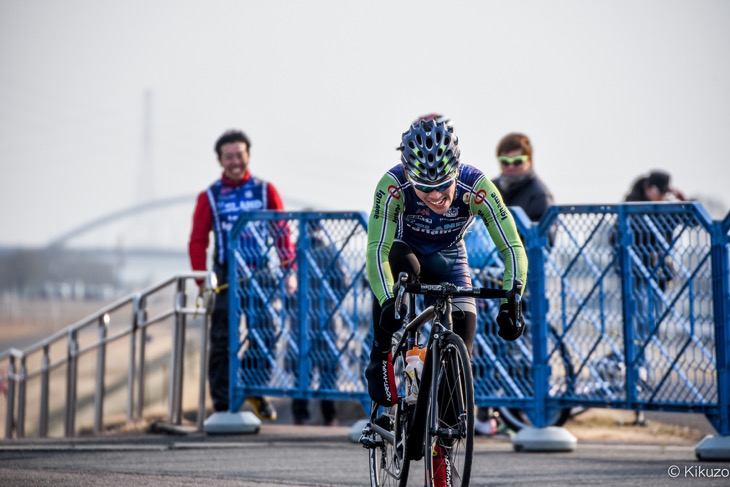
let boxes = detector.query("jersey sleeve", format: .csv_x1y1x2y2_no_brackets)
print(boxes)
366,172,405,306
468,176,528,295
188,191,212,273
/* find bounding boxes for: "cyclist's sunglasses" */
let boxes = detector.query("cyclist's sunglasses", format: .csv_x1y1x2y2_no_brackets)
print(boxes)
412,176,456,194
498,155,529,166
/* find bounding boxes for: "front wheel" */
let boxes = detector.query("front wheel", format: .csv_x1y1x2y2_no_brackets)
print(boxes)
424,333,474,487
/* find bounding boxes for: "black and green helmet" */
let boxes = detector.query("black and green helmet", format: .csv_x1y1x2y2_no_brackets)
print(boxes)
398,119,460,184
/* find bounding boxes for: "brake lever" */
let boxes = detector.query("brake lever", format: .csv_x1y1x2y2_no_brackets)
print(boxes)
511,279,524,327
394,272,409,320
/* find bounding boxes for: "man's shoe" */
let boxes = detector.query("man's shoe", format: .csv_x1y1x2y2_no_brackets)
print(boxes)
365,352,398,407
247,396,277,421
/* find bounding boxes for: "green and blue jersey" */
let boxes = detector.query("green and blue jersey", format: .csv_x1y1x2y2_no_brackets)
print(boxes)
366,163,527,306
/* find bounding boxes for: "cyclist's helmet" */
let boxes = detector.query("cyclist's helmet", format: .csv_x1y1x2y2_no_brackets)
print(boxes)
398,118,460,185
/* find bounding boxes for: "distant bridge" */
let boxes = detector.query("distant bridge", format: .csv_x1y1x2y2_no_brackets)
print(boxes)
46,194,315,248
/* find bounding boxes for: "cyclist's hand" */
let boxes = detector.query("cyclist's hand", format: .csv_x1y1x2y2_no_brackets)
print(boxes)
379,297,406,333
497,302,524,341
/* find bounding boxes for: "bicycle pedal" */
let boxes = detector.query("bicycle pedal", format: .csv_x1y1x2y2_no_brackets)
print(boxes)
358,427,383,449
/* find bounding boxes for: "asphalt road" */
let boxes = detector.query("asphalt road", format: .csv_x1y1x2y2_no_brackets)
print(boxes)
1,424,729,487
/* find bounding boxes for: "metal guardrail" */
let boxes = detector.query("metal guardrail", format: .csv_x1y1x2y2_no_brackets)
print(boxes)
227,207,729,435
1,272,216,439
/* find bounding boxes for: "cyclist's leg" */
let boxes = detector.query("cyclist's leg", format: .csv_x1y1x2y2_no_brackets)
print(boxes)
370,240,420,354
367,241,421,406
419,241,476,352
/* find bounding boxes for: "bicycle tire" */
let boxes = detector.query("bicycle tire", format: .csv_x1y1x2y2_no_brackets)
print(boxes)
367,349,411,487
424,333,474,487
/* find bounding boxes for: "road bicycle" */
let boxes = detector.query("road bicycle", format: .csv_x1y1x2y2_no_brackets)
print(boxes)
360,272,522,487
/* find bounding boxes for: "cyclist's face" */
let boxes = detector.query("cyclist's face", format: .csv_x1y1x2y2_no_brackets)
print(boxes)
219,142,250,181
411,176,457,215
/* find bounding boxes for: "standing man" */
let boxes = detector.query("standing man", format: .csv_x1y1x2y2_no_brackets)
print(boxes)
189,129,292,421
474,132,554,435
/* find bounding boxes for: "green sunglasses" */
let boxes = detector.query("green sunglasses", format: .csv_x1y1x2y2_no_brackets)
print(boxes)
498,155,529,166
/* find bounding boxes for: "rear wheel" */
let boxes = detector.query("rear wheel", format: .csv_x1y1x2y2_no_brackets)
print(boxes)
424,333,474,487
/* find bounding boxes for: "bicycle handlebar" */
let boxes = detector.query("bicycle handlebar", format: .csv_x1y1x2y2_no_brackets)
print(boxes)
394,272,523,319
402,282,509,299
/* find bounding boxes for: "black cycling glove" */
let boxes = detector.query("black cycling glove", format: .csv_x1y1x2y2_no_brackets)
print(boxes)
497,282,525,341
497,303,524,341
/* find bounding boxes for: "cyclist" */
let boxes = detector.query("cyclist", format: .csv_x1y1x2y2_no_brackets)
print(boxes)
364,117,528,410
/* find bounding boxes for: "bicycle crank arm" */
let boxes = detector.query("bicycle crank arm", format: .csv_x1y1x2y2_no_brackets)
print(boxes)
367,422,395,446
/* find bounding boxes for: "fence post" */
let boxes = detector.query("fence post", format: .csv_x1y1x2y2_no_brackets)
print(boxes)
134,293,146,422
616,205,639,408
39,345,50,437
169,277,187,425
65,328,78,437
197,272,216,431
710,219,730,435
297,214,311,400
93,314,108,435
526,220,549,428
4,355,16,439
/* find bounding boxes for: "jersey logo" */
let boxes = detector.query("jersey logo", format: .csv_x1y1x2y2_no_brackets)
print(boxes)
388,185,401,199
474,189,488,205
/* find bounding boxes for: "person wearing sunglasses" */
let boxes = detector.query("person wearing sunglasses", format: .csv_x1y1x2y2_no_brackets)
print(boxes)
364,118,528,418
492,132,554,222
468,132,553,436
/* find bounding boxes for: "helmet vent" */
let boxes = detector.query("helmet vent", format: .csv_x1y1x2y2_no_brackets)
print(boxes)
416,134,423,145
444,136,450,146
427,154,434,163
425,137,433,150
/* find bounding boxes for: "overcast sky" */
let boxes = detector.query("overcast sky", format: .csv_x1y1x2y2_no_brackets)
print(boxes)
1,0,728,249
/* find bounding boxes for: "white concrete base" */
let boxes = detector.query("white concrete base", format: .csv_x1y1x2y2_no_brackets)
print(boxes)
695,435,730,461
349,418,370,443
203,411,261,434
512,426,577,452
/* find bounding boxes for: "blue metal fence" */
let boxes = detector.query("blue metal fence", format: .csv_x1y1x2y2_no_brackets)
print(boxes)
226,205,729,434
